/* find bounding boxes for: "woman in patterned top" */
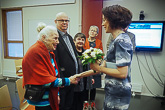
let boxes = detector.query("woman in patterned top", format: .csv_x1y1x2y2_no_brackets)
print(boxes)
92,5,133,110
77,5,133,110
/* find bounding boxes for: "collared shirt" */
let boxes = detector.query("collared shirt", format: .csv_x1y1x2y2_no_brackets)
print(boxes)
58,29,78,74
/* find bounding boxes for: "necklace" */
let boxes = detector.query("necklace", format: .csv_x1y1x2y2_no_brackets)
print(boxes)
88,37,96,42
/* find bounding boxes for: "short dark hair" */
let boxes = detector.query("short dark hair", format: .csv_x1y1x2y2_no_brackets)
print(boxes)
102,5,132,29
74,33,86,41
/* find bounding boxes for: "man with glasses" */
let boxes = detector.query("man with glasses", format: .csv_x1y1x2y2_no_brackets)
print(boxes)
54,12,79,110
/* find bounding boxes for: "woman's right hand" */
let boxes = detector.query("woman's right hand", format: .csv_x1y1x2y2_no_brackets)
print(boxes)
90,63,100,72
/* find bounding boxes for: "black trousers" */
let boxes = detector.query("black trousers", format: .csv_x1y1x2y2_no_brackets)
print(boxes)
83,77,96,101
83,88,96,101
59,85,75,110
90,74,101,101
90,88,96,101
35,105,52,110
71,92,85,110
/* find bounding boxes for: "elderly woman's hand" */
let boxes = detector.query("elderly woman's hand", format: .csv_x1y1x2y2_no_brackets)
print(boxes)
69,75,79,84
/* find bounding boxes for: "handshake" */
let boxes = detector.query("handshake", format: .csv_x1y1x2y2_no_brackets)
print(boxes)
68,74,82,85
69,69,97,85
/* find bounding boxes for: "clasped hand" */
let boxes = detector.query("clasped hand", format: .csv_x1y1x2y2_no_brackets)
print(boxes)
69,75,80,84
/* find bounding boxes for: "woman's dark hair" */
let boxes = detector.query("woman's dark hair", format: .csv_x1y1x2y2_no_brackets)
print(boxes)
102,5,132,29
74,33,86,41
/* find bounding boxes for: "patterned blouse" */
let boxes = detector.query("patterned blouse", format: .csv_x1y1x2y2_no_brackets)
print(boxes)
104,33,133,110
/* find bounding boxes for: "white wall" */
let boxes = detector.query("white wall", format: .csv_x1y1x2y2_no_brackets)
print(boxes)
102,0,165,96
23,2,81,53
0,0,76,8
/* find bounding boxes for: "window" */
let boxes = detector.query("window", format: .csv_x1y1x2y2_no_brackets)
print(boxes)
2,8,23,59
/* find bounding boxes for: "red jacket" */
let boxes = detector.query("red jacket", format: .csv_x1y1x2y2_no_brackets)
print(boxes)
22,40,60,110
83,38,103,51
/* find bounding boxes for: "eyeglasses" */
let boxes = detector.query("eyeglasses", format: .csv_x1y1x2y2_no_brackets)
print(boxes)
56,19,70,23
90,29,97,33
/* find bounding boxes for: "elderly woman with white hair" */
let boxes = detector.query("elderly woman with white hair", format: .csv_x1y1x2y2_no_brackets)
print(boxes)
22,22,78,110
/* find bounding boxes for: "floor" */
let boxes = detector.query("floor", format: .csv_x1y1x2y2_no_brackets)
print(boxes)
0,78,20,110
96,89,165,110
0,78,165,110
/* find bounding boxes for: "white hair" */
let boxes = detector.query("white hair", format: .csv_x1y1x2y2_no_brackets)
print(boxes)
37,22,57,40
89,25,99,34
37,22,46,33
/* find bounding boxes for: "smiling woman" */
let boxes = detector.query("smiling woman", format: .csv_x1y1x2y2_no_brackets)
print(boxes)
74,33,86,52
82,25,103,109
22,22,78,110
37,22,59,52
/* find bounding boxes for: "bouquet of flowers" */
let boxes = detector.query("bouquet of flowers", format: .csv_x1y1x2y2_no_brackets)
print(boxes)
79,47,104,66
